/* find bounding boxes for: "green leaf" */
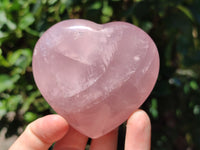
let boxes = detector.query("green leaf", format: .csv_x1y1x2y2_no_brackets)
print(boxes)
90,1,102,9
48,0,58,5
0,10,7,25
0,100,7,119
7,49,32,71
193,105,200,115
21,90,41,113
25,27,40,36
7,20,17,30
141,21,153,32
149,98,158,119
24,112,38,122
0,75,14,92
0,31,9,39
0,74,20,92
102,2,113,17
190,81,199,90
101,16,110,23
184,84,190,94
19,13,35,29
0,10,16,30
33,98,50,112
177,5,194,22
6,95,23,111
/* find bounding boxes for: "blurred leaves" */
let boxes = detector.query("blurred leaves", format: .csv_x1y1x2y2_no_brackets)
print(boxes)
24,111,38,123
0,0,200,149
0,74,19,92
19,13,35,30
149,98,159,119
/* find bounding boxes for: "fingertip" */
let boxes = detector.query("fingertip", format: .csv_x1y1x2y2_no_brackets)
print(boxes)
125,109,151,150
30,114,69,143
127,109,151,131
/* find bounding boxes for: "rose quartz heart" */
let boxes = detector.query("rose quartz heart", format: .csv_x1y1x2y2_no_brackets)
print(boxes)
32,19,159,138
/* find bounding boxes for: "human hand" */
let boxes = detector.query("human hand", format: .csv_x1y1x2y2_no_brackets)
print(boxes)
9,109,151,150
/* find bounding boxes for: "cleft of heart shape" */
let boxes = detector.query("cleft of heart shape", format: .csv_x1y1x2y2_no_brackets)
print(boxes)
32,19,159,138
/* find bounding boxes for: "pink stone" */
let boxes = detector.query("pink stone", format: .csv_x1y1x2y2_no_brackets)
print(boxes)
32,19,159,138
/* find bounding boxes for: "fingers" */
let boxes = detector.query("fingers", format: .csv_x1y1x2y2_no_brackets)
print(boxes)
9,115,69,150
53,127,88,150
90,128,118,150
125,110,151,150
9,111,150,150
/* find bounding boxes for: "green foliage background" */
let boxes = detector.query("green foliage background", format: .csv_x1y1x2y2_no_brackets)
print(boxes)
0,0,200,149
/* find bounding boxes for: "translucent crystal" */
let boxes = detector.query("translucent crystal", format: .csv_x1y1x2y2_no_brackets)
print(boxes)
32,19,159,138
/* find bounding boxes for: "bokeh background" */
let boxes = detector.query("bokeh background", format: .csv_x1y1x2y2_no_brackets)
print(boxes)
0,0,200,149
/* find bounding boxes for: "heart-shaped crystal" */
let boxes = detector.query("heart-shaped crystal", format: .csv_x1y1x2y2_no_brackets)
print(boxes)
32,19,159,138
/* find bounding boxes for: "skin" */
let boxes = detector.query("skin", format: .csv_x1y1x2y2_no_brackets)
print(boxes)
9,109,151,150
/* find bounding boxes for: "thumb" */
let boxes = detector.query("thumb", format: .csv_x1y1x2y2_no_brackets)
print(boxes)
9,114,69,150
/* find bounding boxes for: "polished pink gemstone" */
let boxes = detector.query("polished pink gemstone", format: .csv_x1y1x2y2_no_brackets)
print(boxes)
32,19,159,138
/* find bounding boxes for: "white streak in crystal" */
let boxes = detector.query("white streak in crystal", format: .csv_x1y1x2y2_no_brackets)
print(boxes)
68,26,94,31
139,39,149,49
134,56,140,61
55,73,82,98
33,48,37,56
142,51,156,74
101,43,117,67
101,28,113,37
98,27,119,68
56,49,91,65
126,70,136,76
